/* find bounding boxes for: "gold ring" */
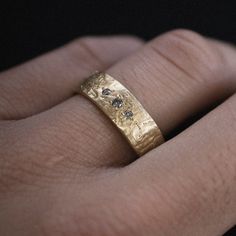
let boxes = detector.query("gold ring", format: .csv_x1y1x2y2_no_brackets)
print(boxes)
79,72,164,156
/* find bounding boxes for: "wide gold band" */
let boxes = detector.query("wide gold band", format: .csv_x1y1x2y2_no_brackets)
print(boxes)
79,72,164,156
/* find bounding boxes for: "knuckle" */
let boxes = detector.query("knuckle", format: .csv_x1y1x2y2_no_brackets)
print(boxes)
67,35,144,71
112,35,144,47
124,35,144,44
65,37,105,69
150,29,224,83
73,35,143,48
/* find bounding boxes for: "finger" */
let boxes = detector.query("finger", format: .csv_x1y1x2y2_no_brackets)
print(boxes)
0,36,143,119
118,94,236,236
17,29,236,168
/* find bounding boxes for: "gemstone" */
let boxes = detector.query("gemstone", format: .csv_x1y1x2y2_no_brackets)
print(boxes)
112,98,123,108
124,110,133,118
102,88,112,95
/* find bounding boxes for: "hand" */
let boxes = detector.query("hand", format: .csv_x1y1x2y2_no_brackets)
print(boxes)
0,30,235,236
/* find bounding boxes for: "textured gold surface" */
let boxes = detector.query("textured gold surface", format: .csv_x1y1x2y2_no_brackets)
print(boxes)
80,72,164,156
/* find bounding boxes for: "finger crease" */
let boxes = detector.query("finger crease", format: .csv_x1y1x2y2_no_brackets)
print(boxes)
150,45,199,83
79,40,106,69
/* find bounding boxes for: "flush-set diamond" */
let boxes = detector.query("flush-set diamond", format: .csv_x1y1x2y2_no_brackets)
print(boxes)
102,88,133,118
124,110,133,118
102,88,112,95
112,98,123,108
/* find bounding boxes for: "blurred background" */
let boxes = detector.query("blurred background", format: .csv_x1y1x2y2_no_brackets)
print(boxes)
1,0,236,71
0,0,235,234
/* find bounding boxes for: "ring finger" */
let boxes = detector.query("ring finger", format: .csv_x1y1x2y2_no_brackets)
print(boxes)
12,29,236,169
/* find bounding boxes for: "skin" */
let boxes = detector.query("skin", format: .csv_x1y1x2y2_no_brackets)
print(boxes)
0,29,235,236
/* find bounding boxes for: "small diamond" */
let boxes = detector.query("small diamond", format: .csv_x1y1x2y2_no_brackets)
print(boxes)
102,88,112,95
112,98,123,108
124,110,133,118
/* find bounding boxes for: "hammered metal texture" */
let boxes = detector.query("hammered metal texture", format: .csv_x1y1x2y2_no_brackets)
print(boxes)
80,72,164,156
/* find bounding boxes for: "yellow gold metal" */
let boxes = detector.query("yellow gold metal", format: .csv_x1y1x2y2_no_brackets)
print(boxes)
79,72,164,156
